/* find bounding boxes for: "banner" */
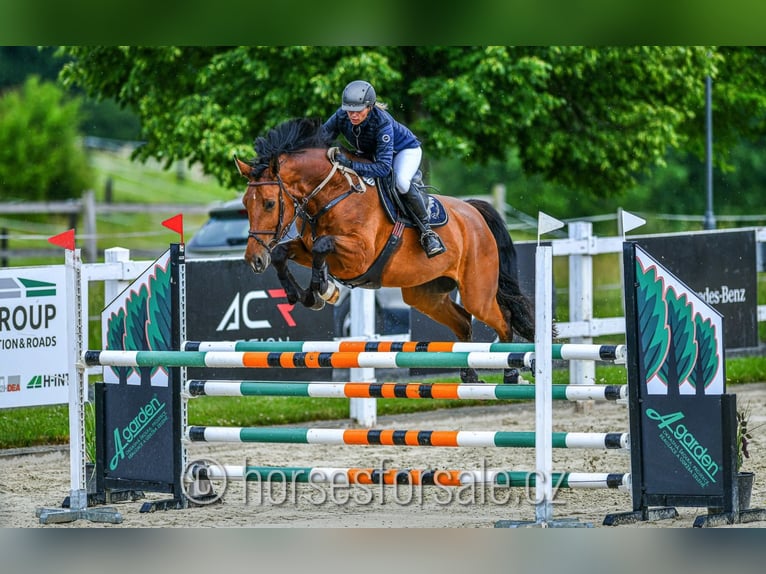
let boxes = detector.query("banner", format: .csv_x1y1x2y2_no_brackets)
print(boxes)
0,265,69,408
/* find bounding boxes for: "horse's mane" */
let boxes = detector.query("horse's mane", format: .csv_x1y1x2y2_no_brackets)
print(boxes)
251,117,334,176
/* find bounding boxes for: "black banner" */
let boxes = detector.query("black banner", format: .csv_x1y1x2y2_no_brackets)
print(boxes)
98,384,176,490
185,258,334,381
637,230,757,349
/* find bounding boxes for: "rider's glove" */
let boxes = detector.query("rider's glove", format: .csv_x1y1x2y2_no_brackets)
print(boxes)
335,153,353,169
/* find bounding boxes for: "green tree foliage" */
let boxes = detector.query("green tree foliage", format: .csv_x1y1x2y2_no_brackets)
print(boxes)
55,46,766,202
0,75,93,201
0,46,61,88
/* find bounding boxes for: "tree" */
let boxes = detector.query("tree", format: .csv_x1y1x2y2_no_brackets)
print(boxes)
0,76,93,201
56,46,766,198
0,46,61,89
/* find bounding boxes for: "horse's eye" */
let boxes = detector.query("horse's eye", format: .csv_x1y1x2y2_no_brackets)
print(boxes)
264,199,276,210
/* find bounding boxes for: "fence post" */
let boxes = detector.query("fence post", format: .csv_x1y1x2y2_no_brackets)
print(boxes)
103,247,131,304
568,221,595,386
349,288,377,427
83,190,97,263
492,183,507,225
1,227,7,267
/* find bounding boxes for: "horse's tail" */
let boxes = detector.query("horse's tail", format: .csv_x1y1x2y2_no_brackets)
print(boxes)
465,199,537,341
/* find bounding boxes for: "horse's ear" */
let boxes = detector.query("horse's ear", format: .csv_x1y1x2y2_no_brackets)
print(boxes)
234,155,251,178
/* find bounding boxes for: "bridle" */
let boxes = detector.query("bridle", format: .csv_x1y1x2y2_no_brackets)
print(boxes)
245,177,295,251
245,155,366,249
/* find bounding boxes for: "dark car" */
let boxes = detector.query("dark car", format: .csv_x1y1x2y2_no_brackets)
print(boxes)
185,198,250,259
186,198,409,337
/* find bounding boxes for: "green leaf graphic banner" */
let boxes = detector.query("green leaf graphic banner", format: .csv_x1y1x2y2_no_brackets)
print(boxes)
634,246,724,396
102,251,172,385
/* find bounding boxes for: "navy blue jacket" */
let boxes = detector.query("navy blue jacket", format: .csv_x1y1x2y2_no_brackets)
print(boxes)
321,106,420,179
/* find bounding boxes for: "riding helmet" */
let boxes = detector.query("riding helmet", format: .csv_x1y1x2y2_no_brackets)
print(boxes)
341,80,376,112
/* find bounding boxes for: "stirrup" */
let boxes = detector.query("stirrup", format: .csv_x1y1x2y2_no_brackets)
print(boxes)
420,230,446,257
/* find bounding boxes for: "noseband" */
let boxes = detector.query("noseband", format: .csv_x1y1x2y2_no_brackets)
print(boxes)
245,177,295,251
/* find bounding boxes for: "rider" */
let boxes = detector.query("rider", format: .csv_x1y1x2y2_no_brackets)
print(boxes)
322,80,446,258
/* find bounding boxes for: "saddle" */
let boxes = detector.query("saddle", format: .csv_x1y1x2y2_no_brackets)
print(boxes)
334,172,449,290
375,171,449,228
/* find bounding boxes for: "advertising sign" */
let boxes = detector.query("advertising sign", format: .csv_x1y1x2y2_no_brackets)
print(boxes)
185,258,334,381
637,230,757,349
0,266,69,408
97,248,180,494
101,250,173,386
623,242,733,512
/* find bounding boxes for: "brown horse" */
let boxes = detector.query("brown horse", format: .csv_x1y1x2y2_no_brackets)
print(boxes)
236,118,534,384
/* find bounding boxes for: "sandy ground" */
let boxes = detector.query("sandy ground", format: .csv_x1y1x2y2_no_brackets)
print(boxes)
2,383,765,528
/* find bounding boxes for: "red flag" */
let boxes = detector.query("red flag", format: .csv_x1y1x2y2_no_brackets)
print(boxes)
48,229,75,251
162,213,184,243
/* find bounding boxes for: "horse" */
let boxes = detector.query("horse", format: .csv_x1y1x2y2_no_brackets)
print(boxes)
235,117,535,384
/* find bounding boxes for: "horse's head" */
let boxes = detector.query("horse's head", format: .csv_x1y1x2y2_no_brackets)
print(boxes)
236,155,292,274
238,118,354,273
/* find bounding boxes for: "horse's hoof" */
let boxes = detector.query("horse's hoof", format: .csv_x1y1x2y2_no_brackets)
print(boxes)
459,368,483,385
308,298,326,311
503,368,520,384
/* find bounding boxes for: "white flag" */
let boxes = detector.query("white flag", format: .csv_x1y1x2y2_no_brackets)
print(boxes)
537,212,565,237
621,210,646,234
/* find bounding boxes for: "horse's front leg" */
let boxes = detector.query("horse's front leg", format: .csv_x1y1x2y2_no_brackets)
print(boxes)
309,236,340,305
271,241,310,306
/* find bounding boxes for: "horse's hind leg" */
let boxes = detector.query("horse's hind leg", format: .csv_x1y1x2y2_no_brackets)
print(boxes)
401,284,483,385
457,265,527,384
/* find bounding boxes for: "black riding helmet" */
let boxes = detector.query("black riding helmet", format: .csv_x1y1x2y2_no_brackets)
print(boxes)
341,80,376,112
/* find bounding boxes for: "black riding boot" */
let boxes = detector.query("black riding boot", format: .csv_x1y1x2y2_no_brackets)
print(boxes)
402,185,446,258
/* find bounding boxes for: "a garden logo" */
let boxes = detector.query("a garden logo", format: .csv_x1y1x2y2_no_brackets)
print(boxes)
109,395,169,471
646,407,721,488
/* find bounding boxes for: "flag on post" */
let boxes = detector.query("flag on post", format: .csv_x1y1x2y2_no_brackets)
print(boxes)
537,212,565,241
620,210,646,235
162,213,184,243
48,229,75,251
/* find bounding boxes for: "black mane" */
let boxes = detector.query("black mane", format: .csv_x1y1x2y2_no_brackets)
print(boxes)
251,117,334,176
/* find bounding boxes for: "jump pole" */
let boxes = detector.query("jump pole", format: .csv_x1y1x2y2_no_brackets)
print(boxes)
184,426,630,449
495,213,591,528
183,380,628,401
182,340,627,362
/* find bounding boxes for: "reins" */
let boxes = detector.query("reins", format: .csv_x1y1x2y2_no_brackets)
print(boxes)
246,150,367,247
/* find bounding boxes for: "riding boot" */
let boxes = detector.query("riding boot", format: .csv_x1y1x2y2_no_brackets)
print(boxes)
402,185,446,258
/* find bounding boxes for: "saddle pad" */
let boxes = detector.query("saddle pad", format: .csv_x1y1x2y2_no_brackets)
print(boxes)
375,179,449,228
